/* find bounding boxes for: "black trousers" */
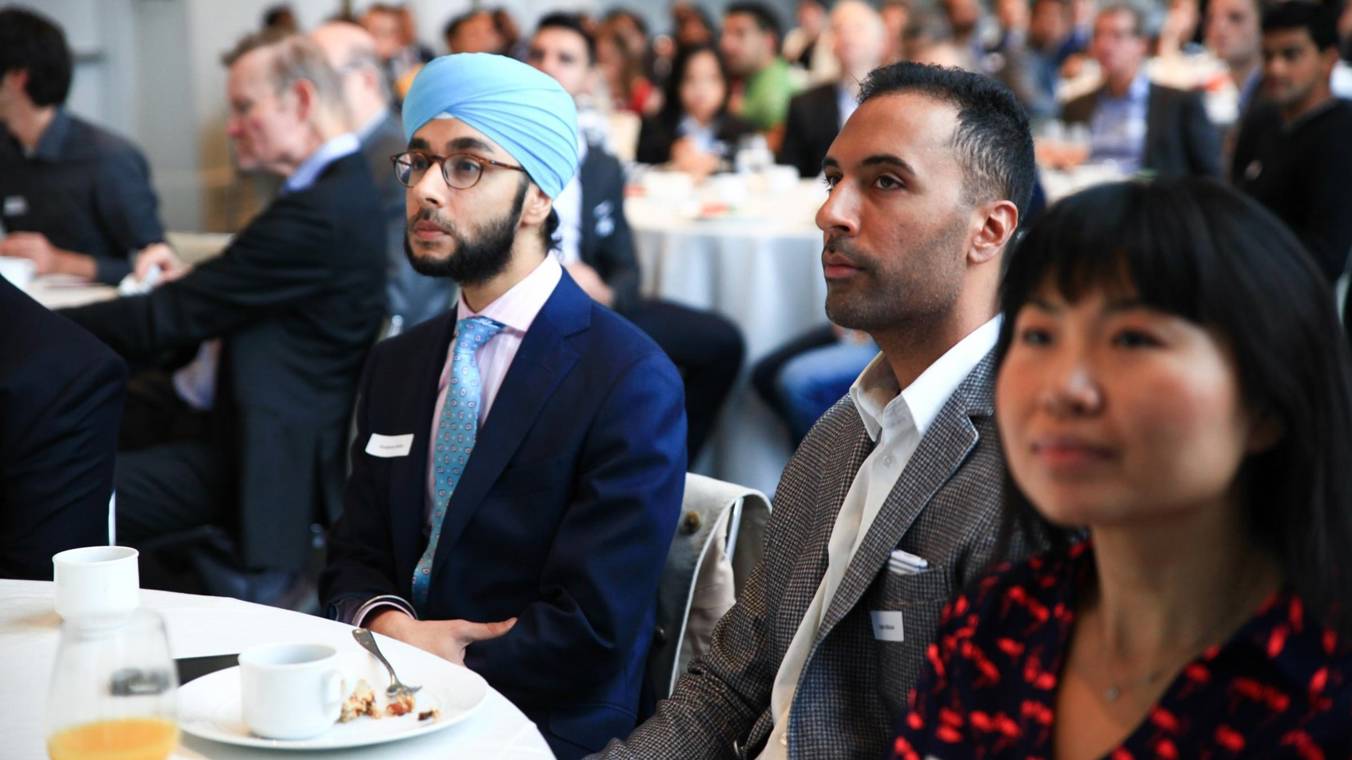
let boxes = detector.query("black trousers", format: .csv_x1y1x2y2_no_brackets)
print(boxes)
114,371,228,552
625,299,745,462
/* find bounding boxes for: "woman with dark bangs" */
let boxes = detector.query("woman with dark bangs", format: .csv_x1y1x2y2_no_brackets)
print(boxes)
634,44,755,175
891,178,1352,759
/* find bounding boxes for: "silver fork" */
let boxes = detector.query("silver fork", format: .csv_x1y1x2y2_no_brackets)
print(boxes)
352,628,422,699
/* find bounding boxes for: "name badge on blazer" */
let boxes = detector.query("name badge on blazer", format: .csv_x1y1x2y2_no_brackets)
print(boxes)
365,433,414,458
870,610,905,642
3,195,28,217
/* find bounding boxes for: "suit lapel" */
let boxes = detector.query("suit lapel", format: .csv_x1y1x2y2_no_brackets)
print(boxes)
813,354,996,644
428,273,589,579
1144,84,1166,170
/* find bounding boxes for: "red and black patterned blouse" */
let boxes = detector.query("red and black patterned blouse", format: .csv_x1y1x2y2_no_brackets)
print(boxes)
892,541,1352,760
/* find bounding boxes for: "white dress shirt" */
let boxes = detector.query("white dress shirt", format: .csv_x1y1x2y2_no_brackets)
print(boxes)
423,253,562,526
759,317,1001,759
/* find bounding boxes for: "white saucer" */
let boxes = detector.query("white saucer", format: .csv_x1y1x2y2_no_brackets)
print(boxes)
178,647,487,750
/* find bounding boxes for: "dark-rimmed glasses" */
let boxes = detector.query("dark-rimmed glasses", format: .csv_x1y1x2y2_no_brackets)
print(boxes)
390,151,526,190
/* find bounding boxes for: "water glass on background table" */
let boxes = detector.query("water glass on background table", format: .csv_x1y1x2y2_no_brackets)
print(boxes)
46,608,179,760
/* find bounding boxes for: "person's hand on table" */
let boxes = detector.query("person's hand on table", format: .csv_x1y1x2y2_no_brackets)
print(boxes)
368,609,517,666
670,137,720,181
134,242,189,284
1,231,59,274
566,261,615,307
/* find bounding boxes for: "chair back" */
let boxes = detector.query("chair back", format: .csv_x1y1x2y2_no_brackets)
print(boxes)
645,473,771,702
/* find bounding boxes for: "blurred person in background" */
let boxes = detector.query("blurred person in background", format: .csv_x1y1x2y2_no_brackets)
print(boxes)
0,7,170,285
361,3,432,104
1233,1,1352,286
493,8,527,60
721,1,798,144
636,44,755,175
597,22,661,116
881,0,913,63
893,177,1352,760
1205,0,1264,118
1061,3,1221,178
1027,0,1075,116
779,0,887,178
674,2,717,51
530,14,745,463
261,4,298,36
443,9,503,55
63,34,385,604
311,20,454,330
783,0,839,83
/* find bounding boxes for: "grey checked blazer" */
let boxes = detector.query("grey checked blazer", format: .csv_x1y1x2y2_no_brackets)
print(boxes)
597,352,1011,760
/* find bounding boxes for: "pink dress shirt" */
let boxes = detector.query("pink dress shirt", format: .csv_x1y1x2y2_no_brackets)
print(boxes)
423,254,563,527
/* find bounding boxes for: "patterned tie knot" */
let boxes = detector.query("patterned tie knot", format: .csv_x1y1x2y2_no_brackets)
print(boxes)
455,316,504,356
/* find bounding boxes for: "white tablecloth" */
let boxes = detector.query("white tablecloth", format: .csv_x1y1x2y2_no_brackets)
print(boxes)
0,580,553,760
24,274,118,310
627,178,833,495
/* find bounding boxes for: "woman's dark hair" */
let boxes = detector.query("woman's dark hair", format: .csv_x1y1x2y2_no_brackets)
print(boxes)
0,7,72,107
656,43,732,130
994,178,1352,634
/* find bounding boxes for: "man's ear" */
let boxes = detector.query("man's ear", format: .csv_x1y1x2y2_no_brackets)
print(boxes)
287,78,318,124
520,184,553,227
969,198,1019,265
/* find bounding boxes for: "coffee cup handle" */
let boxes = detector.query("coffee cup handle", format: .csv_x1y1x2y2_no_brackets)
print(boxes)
322,670,344,715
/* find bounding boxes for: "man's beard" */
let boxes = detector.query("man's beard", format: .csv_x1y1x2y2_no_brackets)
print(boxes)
404,180,527,285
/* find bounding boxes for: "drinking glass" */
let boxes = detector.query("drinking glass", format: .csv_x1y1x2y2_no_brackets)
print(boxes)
45,609,179,760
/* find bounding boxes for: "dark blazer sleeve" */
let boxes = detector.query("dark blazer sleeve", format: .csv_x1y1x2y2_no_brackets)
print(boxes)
1178,89,1222,178
58,193,337,361
580,150,642,315
463,349,686,699
635,118,676,165
90,144,166,284
0,290,127,579
318,345,403,618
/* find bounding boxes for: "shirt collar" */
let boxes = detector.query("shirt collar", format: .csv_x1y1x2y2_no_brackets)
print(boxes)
454,253,562,334
356,110,392,143
1101,71,1150,104
849,316,1001,443
284,132,360,193
31,108,71,161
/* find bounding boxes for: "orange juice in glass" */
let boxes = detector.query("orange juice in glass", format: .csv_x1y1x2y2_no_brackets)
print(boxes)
46,610,179,760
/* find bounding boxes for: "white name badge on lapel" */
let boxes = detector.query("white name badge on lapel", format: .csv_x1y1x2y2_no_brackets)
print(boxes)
365,433,414,458
870,610,905,642
4,195,28,216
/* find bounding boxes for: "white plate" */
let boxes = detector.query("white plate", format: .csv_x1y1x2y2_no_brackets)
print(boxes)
178,644,488,750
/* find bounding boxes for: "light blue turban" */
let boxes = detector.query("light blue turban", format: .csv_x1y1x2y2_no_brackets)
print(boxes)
402,53,579,199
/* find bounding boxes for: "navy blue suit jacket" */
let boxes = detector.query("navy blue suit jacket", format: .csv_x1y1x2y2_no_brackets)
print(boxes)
320,270,687,757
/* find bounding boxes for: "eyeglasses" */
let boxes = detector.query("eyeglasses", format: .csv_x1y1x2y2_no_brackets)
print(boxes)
390,151,526,190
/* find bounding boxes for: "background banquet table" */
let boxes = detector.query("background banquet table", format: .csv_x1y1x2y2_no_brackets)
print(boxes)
0,580,553,759
626,177,832,496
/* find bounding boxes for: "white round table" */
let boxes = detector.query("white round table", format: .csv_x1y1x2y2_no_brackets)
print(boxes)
626,178,832,495
0,580,553,759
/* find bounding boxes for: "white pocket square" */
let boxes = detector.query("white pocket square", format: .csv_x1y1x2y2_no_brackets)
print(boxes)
888,548,930,576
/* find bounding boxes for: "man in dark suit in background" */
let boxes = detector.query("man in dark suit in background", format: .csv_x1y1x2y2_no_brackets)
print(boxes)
601,62,1033,760
528,13,744,462
311,20,454,330
0,277,126,579
320,54,686,759
1061,3,1221,178
780,1,887,177
61,34,385,601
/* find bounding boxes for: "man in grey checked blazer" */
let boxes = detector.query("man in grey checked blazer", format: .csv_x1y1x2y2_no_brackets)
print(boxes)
598,63,1039,759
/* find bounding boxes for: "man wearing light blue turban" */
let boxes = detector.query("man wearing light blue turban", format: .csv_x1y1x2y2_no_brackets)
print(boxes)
320,53,688,760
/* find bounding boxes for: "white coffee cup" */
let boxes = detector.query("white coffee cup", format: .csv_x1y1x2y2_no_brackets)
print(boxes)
239,643,344,740
52,546,140,626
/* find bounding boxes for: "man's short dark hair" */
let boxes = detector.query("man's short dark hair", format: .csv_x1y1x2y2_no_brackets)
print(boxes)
725,2,784,42
1097,2,1146,37
536,12,597,63
1262,1,1339,50
444,10,489,43
858,62,1037,218
0,7,73,107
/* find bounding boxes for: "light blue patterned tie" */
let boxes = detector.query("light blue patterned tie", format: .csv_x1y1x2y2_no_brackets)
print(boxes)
411,316,505,609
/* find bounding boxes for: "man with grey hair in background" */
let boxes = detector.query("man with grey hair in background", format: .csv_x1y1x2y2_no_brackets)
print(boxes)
62,33,386,605
311,20,454,330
